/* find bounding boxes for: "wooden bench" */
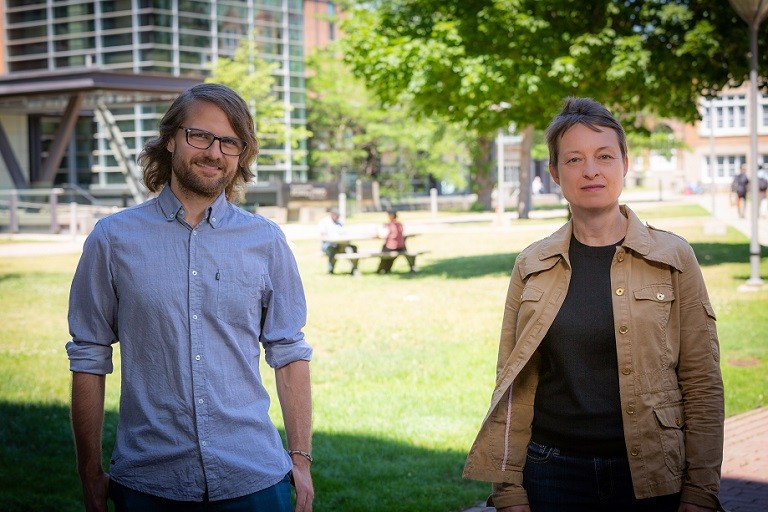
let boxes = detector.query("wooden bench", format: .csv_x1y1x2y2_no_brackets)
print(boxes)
333,250,429,275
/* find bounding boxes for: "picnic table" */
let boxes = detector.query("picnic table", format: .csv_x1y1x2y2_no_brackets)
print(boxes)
322,234,427,275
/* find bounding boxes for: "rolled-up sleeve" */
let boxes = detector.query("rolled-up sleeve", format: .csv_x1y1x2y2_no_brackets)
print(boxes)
260,226,312,369
66,221,117,374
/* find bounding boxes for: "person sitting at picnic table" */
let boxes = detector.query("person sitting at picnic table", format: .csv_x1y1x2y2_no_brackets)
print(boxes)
377,210,407,273
318,207,355,274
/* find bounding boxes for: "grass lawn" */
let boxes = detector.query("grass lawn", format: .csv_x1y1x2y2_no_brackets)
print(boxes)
0,202,766,511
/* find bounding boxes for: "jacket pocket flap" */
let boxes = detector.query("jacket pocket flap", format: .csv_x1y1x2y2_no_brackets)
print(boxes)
703,301,717,320
633,285,675,303
653,403,685,428
520,287,544,303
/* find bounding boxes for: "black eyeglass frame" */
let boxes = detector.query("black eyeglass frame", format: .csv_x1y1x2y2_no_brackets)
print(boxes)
179,126,248,156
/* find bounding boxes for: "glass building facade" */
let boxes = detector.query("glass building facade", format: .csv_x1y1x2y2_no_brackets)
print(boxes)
3,0,308,194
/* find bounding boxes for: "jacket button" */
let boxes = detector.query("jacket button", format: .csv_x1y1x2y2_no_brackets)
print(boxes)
626,405,635,415
616,287,625,296
675,417,681,426
619,325,628,334
656,292,665,301
617,253,625,262
622,366,631,375
630,448,639,456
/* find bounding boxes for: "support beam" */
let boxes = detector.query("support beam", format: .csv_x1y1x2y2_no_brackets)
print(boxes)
0,119,28,188
39,92,84,183
93,101,146,205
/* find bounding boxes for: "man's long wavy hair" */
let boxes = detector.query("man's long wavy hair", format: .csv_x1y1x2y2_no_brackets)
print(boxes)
139,83,259,202
545,97,627,167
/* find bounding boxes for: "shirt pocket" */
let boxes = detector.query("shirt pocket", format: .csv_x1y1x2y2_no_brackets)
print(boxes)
653,402,686,476
215,268,265,329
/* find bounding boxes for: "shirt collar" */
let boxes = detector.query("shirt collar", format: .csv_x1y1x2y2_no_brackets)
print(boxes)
157,185,228,228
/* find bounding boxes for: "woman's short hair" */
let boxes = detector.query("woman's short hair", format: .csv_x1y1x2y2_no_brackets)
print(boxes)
138,83,259,202
545,97,627,167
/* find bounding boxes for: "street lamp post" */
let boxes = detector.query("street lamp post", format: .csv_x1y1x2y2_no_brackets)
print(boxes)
728,0,768,289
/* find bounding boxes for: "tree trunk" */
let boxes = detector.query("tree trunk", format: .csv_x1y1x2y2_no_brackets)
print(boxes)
517,125,534,220
472,135,494,210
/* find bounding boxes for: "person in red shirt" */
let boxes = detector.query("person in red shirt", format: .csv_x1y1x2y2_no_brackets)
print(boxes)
377,210,406,273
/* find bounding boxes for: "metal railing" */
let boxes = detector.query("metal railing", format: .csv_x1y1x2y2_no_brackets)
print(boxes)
0,187,118,234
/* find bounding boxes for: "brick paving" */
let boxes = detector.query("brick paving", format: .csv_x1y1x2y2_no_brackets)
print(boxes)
461,407,768,512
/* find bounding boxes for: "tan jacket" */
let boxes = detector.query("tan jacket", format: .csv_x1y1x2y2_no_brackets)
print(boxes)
463,205,724,510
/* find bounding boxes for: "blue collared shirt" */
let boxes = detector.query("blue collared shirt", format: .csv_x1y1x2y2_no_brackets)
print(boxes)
66,186,312,501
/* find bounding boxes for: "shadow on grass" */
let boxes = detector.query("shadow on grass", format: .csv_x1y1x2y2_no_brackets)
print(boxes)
0,401,486,512
397,252,519,280
690,241,756,267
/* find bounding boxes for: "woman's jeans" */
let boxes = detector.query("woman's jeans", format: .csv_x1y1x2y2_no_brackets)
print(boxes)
109,472,293,512
523,442,681,512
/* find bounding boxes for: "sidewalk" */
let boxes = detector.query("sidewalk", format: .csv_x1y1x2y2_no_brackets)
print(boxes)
461,408,768,512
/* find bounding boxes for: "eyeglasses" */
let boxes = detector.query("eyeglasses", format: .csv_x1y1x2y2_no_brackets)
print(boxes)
179,127,247,156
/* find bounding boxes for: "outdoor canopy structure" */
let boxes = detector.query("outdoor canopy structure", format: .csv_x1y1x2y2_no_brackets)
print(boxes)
0,69,202,204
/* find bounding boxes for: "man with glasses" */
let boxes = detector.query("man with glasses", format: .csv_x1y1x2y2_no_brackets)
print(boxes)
67,83,314,512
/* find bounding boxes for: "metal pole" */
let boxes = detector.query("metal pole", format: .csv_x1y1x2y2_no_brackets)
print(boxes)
496,133,505,221
745,20,764,287
709,98,717,218
9,190,19,233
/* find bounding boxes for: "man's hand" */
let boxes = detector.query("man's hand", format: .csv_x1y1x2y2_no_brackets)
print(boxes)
80,471,109,512
291,457,314,512
679,503,716,512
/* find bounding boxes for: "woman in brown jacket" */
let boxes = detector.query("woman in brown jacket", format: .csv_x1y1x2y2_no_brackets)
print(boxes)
464,98,724,512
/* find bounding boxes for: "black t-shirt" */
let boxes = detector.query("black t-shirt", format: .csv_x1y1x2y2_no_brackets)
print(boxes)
531,234,626,456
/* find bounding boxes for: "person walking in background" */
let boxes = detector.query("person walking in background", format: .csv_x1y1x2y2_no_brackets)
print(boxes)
464,97,724,512
731,163,749,218
67,83,314,512
377,210,407,273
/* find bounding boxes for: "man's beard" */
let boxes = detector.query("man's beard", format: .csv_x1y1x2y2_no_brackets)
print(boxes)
171,152,235,199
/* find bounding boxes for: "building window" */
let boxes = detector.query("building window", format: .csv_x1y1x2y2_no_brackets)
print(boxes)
704,155,746,181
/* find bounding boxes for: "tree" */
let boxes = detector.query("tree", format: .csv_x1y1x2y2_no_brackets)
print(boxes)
340,0,766,215
305,47,470,197
208,33,309,170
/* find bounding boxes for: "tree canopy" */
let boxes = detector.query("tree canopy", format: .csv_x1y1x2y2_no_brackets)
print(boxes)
306,47,470,196
340,0,767,211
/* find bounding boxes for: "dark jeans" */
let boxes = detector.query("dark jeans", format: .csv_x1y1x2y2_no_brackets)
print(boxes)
109,473,293,512
377,246,406,273
523,442,681,512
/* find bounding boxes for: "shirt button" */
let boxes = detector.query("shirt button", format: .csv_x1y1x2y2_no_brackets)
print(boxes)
198,398,204,404
195,355,201,361
202,440,207,447
619,325,629,334
616,287,625,296
211,217,216,222
192,270,198,276
192,314,198,320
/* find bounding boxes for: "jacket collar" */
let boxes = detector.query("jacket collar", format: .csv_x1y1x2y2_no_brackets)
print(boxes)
519,205,686,278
